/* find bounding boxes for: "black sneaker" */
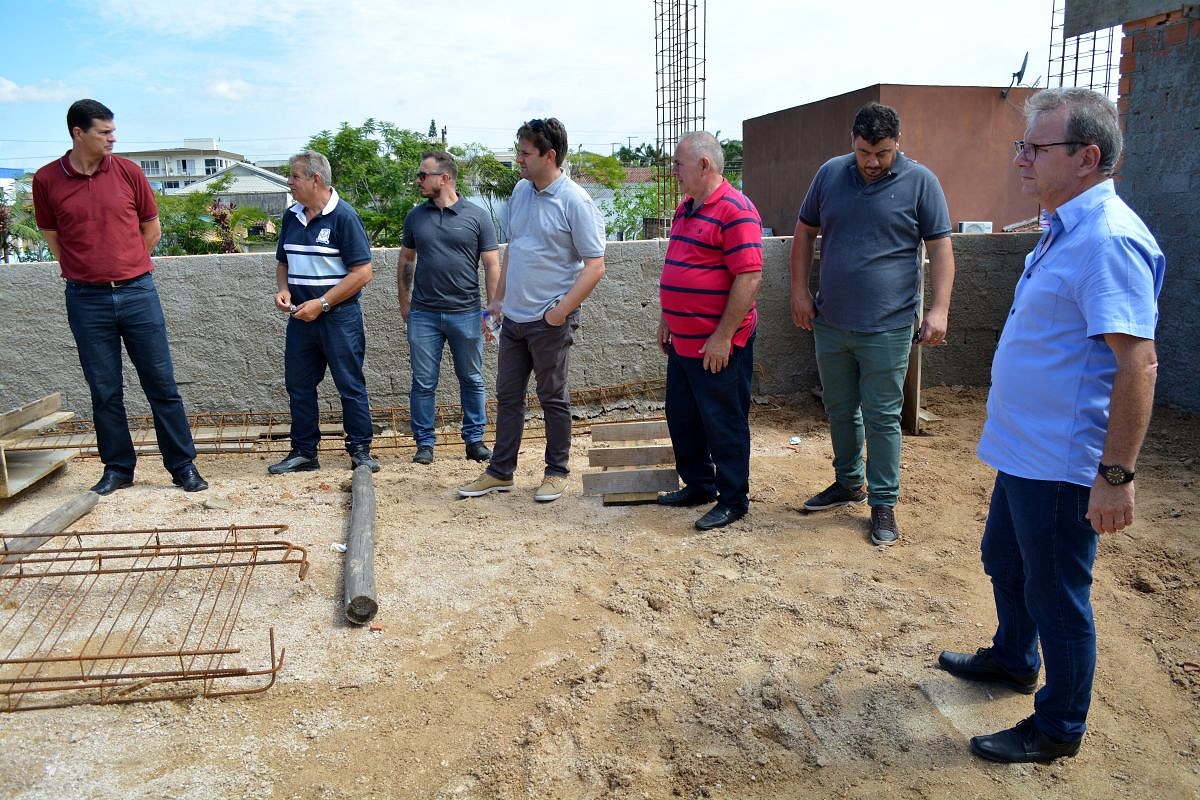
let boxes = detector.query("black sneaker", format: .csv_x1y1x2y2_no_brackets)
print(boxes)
413,446,434,465
870,505,899,546
268,451,319,475
802,481,867,511
350,446,380,473
465,441,491,462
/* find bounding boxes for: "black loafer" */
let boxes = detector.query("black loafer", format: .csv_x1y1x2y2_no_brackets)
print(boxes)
465,441,492,462
349,446,380,473
268,452,319,474
90,471,133,496
970,716,1081,763
657,486,717,507
172,466,208,492
938,647,1038,694
694,503,746,531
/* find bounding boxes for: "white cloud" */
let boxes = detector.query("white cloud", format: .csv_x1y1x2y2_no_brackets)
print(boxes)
206,78,254,102
0,77,76,103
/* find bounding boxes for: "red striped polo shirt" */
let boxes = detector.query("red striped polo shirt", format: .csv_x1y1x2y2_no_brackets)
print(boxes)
659,179,763,358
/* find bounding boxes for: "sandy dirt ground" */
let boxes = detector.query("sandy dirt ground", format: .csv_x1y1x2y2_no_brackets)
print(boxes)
1,386,1198,800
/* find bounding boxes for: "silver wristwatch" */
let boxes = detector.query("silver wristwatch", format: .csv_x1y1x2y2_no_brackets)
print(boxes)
319,296,331,313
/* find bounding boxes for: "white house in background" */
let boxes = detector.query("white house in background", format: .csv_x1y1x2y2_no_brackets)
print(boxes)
167,161,293,217
116,138,245,191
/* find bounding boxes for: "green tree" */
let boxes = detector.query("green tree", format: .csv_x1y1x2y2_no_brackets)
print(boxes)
615,143,660,167
567,151,625,189
305,119,435,246
605,183,659,240
155,173,266,255
0,179,48,263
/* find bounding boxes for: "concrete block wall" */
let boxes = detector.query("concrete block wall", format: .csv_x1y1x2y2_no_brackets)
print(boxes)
1119,9,1200,410
1,233,1048,420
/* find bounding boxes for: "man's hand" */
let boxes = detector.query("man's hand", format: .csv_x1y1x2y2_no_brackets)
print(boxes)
916,307,949,345
699,332,733,373
1086,476,1135,534
544,304,566,327
657,320,671,355
274,290,292,314
791,291,816,330
290,298,323,322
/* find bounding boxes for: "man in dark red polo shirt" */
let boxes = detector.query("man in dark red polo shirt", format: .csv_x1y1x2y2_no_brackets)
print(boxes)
657,131,763,530
32,99,206,495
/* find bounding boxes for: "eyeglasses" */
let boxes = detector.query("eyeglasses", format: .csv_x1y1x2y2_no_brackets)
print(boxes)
1013,140,1086,160
416,171,445,180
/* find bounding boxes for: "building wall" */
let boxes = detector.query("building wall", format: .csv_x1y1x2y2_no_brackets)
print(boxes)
1,235,1046,419
1118,8,1199,410
743,84,1039,237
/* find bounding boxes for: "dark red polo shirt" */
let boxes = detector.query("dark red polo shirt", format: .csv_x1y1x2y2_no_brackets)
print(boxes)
32,152,158,282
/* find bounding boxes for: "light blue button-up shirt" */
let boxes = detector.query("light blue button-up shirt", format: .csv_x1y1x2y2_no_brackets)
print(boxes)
978,179,1165,486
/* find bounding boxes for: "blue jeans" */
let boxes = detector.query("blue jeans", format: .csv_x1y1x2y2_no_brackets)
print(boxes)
487,311,578,480
406,308,487,448
665,335,754,511
284,299,373,454
982,471,1098,742
64,273,197,477
812,317,912,507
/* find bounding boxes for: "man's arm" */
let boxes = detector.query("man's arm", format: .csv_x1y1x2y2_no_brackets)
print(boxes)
486,245,508,320
1086,333,1158,534
290,262,374,322
917,235,955,345
140,217,162,255
398,246,417,322
544,256,605,326
789,220,820,330
41,230,62,263
274,261,292,312
481,249,500,305
700,271,762,373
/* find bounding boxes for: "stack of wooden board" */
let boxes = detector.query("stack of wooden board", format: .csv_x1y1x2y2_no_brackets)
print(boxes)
581,419,678,505
0,394,78,499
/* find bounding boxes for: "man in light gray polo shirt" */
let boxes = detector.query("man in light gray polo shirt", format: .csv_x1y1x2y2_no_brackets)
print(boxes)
458,118,606,502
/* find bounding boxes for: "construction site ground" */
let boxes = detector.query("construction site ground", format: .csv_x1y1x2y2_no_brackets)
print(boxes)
1,386,1198,799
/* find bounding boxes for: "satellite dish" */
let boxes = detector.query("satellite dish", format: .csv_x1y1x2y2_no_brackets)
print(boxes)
1001,51,1030,99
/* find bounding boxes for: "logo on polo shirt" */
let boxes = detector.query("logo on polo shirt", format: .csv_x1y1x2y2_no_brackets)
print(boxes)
316,228,332,244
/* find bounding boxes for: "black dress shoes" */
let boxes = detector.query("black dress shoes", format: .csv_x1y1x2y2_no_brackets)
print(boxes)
694,503,746,531
938,647,1039,694
268,451,320,475
970,716,1081,763
172,466,209,492
465,441,492,462
657,486,718,507
90,471,133,496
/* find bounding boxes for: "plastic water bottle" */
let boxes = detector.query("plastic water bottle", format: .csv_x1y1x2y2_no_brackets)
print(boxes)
482,310,502,343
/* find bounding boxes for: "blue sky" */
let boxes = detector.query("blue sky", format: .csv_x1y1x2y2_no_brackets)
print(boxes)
1,0,1061,172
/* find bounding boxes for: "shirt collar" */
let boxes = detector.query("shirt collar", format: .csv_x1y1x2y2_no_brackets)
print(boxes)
846,151,905,184
1052,179,1114,234
289,187,341,224
534,172,568,196
683,178,733,214
59,151,112,178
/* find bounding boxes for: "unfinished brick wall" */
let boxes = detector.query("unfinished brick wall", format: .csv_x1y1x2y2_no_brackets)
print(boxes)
1119,8,1200,409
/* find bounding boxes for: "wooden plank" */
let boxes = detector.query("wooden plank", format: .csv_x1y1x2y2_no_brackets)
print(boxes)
0,411,76,444
582,467,678,496
0,449,78,499
0,491,98,573
587,444,675,468
0,394,62,438
591,420,670,442
602,491,660,506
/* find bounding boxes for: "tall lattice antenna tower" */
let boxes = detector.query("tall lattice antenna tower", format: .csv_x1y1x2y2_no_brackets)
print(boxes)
1047,0,1119,99
653,0,706,226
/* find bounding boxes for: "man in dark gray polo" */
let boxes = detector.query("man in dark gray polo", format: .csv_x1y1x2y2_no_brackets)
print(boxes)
399,151,500,465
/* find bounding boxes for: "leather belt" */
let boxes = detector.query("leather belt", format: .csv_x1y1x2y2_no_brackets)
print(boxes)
65,271,150,288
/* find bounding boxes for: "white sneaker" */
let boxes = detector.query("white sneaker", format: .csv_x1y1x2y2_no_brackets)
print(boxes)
457,472,514,497
534,474,568,502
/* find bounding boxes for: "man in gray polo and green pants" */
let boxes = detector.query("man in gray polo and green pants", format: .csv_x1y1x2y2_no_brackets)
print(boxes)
789,102,956,546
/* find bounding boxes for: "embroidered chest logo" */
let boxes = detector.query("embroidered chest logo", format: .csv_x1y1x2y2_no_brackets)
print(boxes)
316,228,332,245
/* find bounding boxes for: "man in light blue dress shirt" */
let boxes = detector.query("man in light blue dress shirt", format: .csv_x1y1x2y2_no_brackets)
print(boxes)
938,88,1165,763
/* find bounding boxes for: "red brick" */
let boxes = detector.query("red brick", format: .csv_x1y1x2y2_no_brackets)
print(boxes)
1119,76,1133,96
1165,20,1189,46
1124,19,1147,33
1122,34,1135,54
1120,53,1137,73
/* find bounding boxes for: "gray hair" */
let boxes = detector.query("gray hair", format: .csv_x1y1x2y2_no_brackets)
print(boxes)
1026,87,1122,177
289,149,333,186
678,131,724,173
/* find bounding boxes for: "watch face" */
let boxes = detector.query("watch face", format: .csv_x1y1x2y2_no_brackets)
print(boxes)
1103,465,1127,485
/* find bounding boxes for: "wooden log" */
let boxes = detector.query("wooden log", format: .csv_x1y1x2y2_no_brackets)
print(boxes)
0,491,99,575
587,444,675,468
344,465,378,625
582,467,679,496
591,420,670,442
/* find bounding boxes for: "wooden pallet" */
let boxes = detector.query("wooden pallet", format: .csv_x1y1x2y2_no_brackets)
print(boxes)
582,419,678,506
0,394,78,499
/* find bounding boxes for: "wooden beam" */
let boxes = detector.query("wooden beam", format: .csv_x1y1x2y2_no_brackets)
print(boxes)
582,468,678,496
591,420,670,442
344,465,378,625
0,491,98,574
0,448,77,499
587,444,675,467
602,491,661,506
0,394,62,438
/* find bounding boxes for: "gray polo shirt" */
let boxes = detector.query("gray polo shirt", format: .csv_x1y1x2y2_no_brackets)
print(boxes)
402,197,499,313
503,173,606,322
798,152,951,332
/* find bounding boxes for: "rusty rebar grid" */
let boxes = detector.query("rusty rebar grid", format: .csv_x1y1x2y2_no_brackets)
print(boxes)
16,379,669,459
0,524,307,712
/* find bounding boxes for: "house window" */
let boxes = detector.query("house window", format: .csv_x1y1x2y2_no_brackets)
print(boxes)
163,181,180,189
176,159,191,174
139,160,162,176
205,158,220,175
